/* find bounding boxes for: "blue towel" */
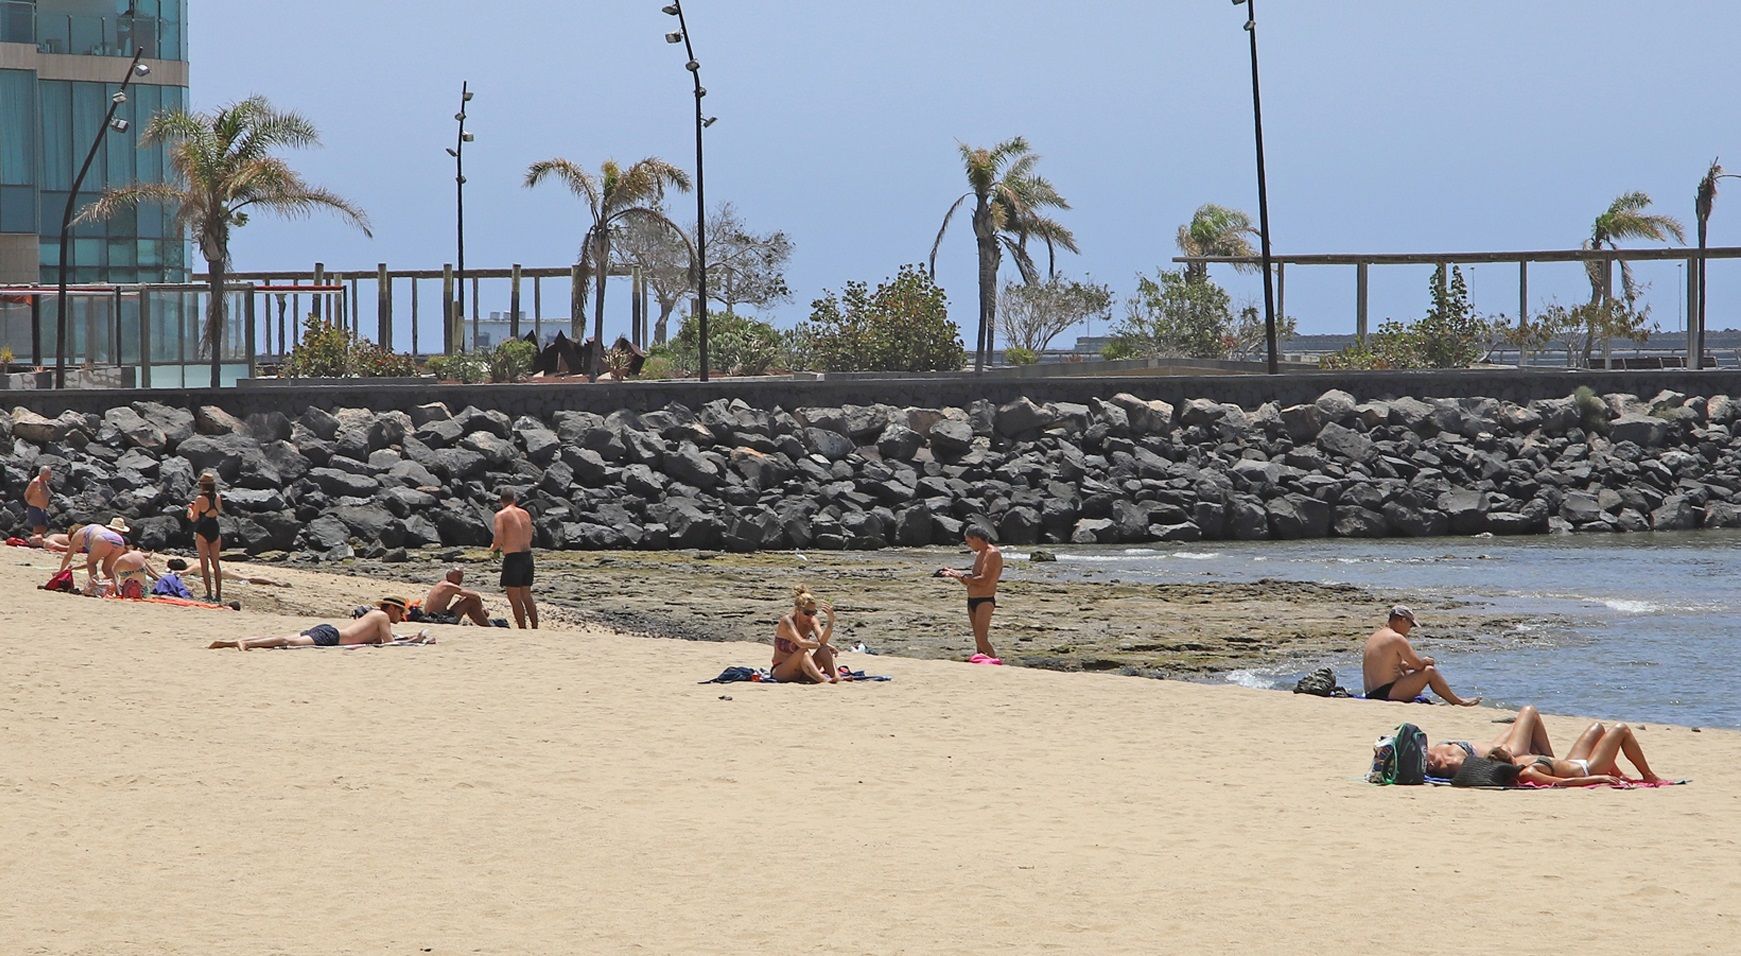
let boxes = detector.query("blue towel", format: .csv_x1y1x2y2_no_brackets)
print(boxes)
150,573,194,600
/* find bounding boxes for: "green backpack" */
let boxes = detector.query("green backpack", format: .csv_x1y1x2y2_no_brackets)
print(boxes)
1370,722,1428,786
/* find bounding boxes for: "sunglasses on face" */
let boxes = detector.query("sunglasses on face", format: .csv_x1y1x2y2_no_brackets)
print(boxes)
799,607,817,616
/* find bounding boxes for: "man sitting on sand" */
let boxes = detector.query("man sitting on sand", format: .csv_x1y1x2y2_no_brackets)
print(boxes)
1361,605,1480,706
209,596,431,651
423,566,490,626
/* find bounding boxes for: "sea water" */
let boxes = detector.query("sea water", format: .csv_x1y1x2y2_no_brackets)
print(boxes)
1008,531,1741,729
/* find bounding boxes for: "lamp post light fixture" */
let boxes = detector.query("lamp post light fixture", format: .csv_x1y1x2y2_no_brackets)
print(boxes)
1231,0,1279,375
55,49,149,389
662,0,713,382
449,81,474,346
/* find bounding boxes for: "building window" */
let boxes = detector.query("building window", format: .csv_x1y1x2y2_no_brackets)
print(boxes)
0,70,35,188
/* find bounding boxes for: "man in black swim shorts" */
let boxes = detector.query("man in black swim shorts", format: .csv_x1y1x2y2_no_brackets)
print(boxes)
490,488,539,629
209,597,430,650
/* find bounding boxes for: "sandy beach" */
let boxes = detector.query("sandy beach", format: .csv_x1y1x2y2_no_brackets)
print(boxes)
2,552,1737,955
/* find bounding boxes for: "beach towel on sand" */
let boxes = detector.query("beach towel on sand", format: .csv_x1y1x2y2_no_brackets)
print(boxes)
698,666,891,684
1423,776,1690,789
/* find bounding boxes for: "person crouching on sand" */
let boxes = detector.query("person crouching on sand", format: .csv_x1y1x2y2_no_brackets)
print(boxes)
772,587,839,683
209,596,430,650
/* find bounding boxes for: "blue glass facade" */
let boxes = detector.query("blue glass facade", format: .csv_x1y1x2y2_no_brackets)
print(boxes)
0,1,191,285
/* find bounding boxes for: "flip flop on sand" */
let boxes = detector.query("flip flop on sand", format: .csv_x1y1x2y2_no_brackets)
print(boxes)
968,653,1004,666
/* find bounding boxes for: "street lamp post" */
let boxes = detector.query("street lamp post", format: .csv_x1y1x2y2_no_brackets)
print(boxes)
447,81,475,349
55,49,149,388
1232,0,1279,375
663,2,714,382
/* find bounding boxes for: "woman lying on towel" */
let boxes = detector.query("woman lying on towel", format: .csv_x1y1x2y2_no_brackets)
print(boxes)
1441,706,1669,787
772,587,839,684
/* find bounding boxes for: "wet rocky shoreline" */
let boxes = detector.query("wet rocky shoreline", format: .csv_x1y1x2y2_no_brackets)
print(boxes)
295,546,1539,677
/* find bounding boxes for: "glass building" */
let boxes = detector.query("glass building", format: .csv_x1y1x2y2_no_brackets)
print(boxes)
0,1,191,287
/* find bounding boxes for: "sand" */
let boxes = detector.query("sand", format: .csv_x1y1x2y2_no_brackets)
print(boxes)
2,552,1738,955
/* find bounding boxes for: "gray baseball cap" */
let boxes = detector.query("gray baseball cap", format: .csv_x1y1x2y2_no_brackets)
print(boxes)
1389,605,1418,625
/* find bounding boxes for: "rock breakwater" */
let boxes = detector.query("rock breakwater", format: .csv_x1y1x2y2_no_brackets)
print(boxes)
5,386,1737,557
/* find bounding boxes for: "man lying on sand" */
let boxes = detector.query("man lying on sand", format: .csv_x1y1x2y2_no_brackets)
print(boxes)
1361,605,1480,706
423,567,491,626
209,596,431,651
1429,705,1668,786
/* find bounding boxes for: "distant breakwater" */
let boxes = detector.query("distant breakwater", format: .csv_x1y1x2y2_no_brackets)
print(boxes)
5,385,1739,559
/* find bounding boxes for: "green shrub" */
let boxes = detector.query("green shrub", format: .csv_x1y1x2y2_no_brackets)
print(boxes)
1572,385,1609,433
790,264,964,372
639,351,679,380
658,311,788,377
1004,345,1039,366
430,351,489,384
490,339,537,383
282,315,416,378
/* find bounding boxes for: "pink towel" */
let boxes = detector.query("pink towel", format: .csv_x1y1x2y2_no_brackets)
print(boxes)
967,654,1004,666
1519,777,1687,790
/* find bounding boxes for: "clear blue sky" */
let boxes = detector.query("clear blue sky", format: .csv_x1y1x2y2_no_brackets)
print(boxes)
195,1,1741,348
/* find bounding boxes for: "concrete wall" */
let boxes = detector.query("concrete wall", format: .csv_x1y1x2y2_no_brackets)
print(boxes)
6,368,1741,420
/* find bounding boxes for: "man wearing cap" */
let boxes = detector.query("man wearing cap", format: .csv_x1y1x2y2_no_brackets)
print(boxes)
208,596,431,650
1360,605,1481,706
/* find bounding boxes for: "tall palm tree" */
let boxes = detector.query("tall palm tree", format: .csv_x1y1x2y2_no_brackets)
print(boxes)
81,97,370,388
1695,160,1740,363
1176,203,1260,281
929,137,1076,371
1583,191,1685,306
524,157,690,378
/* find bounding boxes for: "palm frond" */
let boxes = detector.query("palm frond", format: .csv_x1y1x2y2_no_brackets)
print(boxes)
929,192,971,276
75,182,187,225
525,158,603,214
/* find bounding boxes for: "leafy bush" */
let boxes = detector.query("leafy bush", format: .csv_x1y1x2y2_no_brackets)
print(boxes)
998,277,1113,354
1109,269,1234,359
1320,268,1491,370
1003,345,1039,366
490,339,537,383
657,310,788,377
789,264,964,372
1572,385,1609,433
639,352,679,380
429,351,489,384
282,315,416,378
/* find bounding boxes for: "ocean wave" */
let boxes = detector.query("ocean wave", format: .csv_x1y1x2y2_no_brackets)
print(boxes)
1223,669,1281,690
1603,599,1661,614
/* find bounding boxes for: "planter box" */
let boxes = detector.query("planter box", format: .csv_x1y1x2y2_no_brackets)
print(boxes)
238,376,432,388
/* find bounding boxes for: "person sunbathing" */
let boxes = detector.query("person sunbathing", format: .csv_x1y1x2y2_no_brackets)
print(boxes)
1426,704,1556,777
772,587,839,684
209,596,429,651
1432,706,1669,787
29,532,71,552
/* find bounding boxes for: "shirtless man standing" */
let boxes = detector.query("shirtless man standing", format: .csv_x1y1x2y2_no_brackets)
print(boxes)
24,466,51,535
423,566,491,626
1361,605,1480,706
937,524,1003,659
491,489,538,629
209,596,430,650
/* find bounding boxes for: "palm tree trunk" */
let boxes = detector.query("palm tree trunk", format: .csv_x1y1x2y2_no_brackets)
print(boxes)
977,235,998,371
1697,217,1710,366
207,254,227,389
592,229,608,380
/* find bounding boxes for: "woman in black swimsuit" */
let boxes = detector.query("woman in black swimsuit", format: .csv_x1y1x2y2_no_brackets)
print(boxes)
187,472,223,602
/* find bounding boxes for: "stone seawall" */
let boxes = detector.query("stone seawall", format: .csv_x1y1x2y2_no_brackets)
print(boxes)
4,384,1739,559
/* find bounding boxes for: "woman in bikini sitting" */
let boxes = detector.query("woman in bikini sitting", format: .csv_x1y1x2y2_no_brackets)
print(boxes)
188,473,223,602
111,545,162,599
772,587,839,684
59,518,130,592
